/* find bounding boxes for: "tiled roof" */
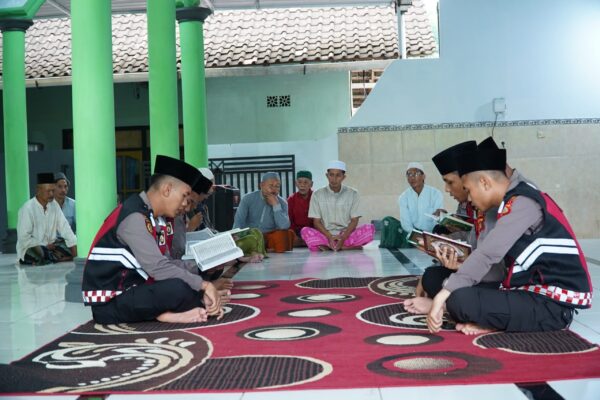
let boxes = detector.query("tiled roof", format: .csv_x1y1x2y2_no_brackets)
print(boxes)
0,3,437,80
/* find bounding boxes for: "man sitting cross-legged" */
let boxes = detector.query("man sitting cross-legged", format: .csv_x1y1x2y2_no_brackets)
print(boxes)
404,140,504,314
233,172,295,253
405,137,537,315
82,155,223,325
287,170,314,247
17,173,78,265
301,160,374,251
423,146,592,335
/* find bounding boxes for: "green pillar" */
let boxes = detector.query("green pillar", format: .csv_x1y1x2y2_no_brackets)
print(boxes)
147,0,180,170
0,19,33,230
176,6,212,167
71,0,117,255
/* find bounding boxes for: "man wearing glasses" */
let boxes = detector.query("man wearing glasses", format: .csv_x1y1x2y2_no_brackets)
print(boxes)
399,162,444,235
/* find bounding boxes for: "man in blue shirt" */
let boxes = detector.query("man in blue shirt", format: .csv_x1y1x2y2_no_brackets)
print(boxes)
233,172,294,252
380,162,444,248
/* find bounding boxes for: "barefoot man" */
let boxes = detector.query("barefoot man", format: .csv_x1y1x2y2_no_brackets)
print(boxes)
424,145,591,335
82,155,224,324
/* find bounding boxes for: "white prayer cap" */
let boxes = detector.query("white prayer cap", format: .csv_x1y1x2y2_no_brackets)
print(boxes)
198,167,214,181
327,160,346,171
406,162,425,173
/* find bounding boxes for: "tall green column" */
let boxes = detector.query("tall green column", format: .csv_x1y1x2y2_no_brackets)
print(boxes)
71,0,117,256
147,0,180,170
0,19,33,231
176,6,212,167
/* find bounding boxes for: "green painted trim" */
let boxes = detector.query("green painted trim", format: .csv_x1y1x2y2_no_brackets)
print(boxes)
0,0,45,19
179,18,208,167
147,0,180,170
175,0,200,8
2,29,30,228
71,0,117,255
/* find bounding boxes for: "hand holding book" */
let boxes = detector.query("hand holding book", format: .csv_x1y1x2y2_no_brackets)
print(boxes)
407,229,471,264
434,244,462,271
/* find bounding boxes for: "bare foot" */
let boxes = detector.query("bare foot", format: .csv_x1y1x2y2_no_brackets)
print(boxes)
455,322,497,335
341,245,363,251
249,253,264,263
214,277,234,291
239,253,264,263
403,297,433,314
318,245,331,251
219,289,231,304
157,307,208,323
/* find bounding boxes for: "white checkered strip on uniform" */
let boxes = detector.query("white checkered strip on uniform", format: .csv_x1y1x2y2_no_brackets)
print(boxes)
82,290,123,304
509,284,592,307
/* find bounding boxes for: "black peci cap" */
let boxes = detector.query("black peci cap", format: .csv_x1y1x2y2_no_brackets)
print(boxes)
478,136,500,150
457,148,507,176
432,140,477,175
37,172,56,185
153,155,200,188
192,172,213,194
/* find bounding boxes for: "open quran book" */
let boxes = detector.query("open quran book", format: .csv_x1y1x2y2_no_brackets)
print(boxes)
426,212,473,233
422,231,472,263
406,229,424,247
188,232,244,271
182,228,248,270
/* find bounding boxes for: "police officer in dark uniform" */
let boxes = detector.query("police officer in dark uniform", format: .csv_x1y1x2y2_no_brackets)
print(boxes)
82,155,223,324
426,146,592,335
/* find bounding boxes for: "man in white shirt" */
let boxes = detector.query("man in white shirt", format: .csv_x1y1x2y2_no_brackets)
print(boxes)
398,161,444,233
17,173,77,265
54,172,76,233
301,160,375,251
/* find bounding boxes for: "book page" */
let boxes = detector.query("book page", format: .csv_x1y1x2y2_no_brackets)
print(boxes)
440,215,473,232
189,233,243,271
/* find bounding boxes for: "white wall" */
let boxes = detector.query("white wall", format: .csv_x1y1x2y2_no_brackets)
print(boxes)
349,0,600,126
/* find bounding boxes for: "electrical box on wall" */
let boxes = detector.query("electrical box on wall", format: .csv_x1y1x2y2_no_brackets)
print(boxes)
493,97,506,114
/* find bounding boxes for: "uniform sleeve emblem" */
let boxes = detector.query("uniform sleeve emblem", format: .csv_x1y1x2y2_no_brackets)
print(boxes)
498,196,516,218
145,218,153,233
475,211,485,236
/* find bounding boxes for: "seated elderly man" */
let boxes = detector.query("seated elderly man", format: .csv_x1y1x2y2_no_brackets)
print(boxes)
17,173,78,265
233,172,294,253
301,160,374,251
381,162,443,248
54,172,76,233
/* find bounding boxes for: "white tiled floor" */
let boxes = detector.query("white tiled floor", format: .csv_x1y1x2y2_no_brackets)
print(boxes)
1,240,600,399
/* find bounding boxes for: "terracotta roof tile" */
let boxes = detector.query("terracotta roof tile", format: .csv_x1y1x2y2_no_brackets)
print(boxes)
0,2,437,80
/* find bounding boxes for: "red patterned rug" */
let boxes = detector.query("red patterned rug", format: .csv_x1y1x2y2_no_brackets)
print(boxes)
1,276,599,395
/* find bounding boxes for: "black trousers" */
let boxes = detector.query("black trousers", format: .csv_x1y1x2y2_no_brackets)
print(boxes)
91,278,204,324
421,265,500,298
446,286,575,332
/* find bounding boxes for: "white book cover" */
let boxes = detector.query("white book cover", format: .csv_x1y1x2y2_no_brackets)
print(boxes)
189,233,243,271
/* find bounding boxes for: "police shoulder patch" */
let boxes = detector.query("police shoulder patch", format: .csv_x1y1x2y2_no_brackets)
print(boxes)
498,196,516,218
